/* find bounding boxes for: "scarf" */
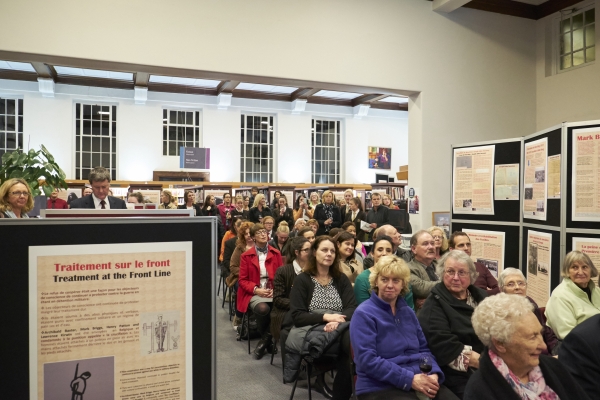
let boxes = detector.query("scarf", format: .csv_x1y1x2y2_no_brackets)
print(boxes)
255,245,268,255
5,210,29,218
489,350,559,400
323,204,334,232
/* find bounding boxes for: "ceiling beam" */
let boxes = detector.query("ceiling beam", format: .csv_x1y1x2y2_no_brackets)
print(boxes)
290,88,320,102
134,72,149,87
463,0,537,19
537,0,587,19
216,80,239,95
432,0,472,13
30,62,56,80
351,94,389,107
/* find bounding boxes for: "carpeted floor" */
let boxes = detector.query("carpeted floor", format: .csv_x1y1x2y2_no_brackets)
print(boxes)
216,290,330,399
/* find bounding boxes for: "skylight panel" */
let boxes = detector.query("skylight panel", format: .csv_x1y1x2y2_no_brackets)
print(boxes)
236,82,298,94
0,60,36,72
313,90,362,100
54,66,133,81
379,96,408,104
148,75,220,88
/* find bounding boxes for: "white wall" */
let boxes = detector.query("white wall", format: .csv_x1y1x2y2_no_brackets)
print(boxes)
536,0,600,130
0,79,408,183
0,0,538,229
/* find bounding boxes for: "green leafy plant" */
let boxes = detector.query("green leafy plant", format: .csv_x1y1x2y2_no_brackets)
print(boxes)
0,145,68,197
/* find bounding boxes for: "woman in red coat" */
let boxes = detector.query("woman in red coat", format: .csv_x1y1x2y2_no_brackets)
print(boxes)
237,223,283,359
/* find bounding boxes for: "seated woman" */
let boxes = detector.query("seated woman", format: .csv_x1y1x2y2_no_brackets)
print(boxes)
220,218,242,264
230,195,249,222
248,193,271,223
428,226,449,261
290,218,306,237
344,197,367,242
274,195,294,231
270,236,311,360
306,218,319,234
226,221,254,328
498,268,560,355
269,221,290,254
342,221,367,258
294,194,315,221
201,194,217,216
545,250,600,340
237,223,283,359
158,190,177,209
335,231,364,285
465,293,590,400
128,191,144,205
382,194,399,210
418,250,487,399
177,190,202,215
351,255,458,400
296,226,316,245
314,190,342,236
281,236,357,400
0,178,33,218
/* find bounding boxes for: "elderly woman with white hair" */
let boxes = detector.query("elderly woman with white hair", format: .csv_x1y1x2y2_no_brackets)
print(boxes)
498,268,559,356
545,250,600,340
417,250,487,399
464,293,590,400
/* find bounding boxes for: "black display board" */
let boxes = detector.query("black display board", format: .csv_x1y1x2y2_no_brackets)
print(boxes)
566,123,600,230
451,140,522,223
523,128,562,227
451,222,520,271
0,218,216,400
522,226,562,292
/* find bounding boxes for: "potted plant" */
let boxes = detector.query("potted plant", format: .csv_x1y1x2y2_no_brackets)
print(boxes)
0,145,68,196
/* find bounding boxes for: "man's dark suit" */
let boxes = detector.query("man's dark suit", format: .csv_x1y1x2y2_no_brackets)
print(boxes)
558,314,600,396
69,195,127,209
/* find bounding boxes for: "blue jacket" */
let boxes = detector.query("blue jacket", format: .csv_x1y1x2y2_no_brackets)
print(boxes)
350,292,444,395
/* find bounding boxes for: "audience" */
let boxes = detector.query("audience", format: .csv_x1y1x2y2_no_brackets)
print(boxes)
217,192,234,231
289,218,306,237
335,231,364,285
274,195,294,231
248,187,259,209
158,190,177,209
128,191,144,204
296,227,316,244
306,218,319,234
269,221,289,254
243,195,251,211
351,255,457,400
545,250,600,340
408,230,440,311
365,192,388,240
428,226,448,261
345,197,367,241
201,194,218,216
341,221,367,258
237,223,283,360
248,193,271,223
178,190,202,216
314,190,342,235
0,178,33,218
230,195,249,222
498,268,560,355
83,186,93,196
271,190,282,209
262,216,275,242
220,218,242,263
465,293,590,400
382,194,399,210
418,250,487,399
293,193,314,221
226,221,255,327
339,189,354,216
448,231,499,295
47,188,69,209
308,191,320,208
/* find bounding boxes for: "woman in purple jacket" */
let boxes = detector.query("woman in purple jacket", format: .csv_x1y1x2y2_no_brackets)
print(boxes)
350,256,458,400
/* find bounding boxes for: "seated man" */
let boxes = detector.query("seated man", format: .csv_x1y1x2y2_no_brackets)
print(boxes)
448,231,499,295
363,224,411,268
47,188,69,209
408,230,439,311
70,167,127,209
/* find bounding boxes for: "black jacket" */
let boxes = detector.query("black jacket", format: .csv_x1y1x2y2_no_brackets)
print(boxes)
558,314,600,397
464,349,590,400
177,203,203,216
274,207,294,231
417,283,487,385
248,206,272,223
365,206,388,240
69,194,127,209
313,204,342,236
344,210,367,241
221,236,238,275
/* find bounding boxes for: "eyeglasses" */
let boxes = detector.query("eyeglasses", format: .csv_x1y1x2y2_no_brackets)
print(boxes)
255,230,268,236
10,191,30,197
505,281,527,288
432,235,443,240
445,269,469,278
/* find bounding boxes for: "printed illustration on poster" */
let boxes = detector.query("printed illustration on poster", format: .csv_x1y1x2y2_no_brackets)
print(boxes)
462,229,505,277
523,138,547,221
494,163,520,201
571,128,600,221
29,242,193,399
526,230,552,308
432,212,450,238
547,155,561,199
572,237,600,287
452,145,495,215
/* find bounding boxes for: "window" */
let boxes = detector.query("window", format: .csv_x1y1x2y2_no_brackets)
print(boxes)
0,97,23,158
311,119,340,184
559,7,595,70
162,109,201,156
75,103,117,180
240,114,273,182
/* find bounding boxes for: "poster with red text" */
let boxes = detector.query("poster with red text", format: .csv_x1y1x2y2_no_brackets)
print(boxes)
526,230,552,308
572,128,600,221
572,237,600,288
29,242,193,400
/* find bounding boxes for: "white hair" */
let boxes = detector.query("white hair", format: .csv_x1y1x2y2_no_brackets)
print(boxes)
471,293,534,347
498,267,526,290
436,250,478,284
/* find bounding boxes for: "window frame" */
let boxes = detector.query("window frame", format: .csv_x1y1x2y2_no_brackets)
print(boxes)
0,96,24,159
311,117,341,185
239,113,275,183
556,4,596,74
161,108,202,157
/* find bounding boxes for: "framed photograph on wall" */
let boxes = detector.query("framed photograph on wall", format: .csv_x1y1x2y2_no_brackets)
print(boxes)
432,211,450,237
368,146,392,170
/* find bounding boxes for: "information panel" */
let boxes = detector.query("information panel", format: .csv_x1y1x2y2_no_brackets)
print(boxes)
452,145,495,215
571,127,600,221
523,137,548,221
462,228,506,277
572,237,600,287
526,230,552,307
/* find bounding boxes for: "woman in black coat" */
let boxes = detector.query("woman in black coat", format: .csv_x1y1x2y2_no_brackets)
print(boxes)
344,197,367,242
313,190,342,236
274,195,294,231
248,193,272,223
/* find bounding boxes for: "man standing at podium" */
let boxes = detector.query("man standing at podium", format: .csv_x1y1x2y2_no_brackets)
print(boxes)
70,167,127,209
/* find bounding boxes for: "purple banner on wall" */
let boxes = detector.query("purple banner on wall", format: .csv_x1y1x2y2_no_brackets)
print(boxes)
179,147,210,169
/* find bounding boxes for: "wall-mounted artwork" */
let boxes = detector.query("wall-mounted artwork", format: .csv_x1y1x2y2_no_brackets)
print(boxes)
368,146,392,170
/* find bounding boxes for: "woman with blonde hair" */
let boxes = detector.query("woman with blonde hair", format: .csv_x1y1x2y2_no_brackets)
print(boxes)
308,191,320,209
428,226,449,260
382,194,399,210
269,220,290,253
159,190,177,209
351,255,456,399
248,193,271,223
314,190,342,236
0,178,33,218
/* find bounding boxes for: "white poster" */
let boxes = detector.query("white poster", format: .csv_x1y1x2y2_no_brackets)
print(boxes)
453,145,495,215
572,237,600,287
462,229,505,277
526,230,552,307
547,155,561,199
523,138,548,221
572,128,600,221
494,163,520,201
